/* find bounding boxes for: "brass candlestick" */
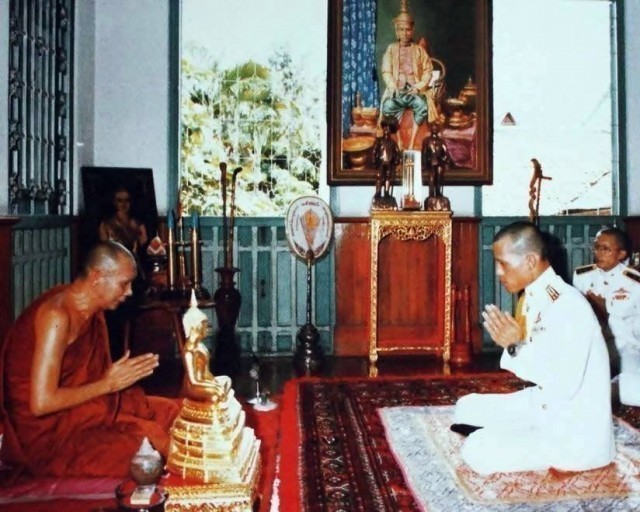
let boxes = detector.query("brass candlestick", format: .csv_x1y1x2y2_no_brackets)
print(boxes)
189,211,210,299
164,208,209,300
176,213,190,293
167,210,177,290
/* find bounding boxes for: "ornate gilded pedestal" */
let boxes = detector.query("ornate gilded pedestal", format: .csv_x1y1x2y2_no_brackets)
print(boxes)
164,294,261,511
164,468,260,512
164,396,261,511
369,210,453,374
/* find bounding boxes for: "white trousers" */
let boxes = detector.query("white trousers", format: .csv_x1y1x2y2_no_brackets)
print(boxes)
454,390,552,475
619,346,640,406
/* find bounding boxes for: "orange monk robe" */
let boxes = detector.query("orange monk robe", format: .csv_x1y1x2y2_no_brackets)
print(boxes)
0,286,180,478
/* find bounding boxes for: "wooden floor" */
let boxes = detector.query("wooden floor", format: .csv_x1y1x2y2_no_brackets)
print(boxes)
141,352,502,400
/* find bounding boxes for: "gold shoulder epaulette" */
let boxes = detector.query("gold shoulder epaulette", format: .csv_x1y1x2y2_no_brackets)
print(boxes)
545,285,560,302
575,264,596,275
623,268,640,284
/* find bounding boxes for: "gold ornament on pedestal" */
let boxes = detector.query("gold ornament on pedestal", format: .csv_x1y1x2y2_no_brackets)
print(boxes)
164,290,261,511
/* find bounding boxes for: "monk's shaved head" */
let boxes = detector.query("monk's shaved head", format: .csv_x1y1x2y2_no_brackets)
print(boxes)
81,240,135,278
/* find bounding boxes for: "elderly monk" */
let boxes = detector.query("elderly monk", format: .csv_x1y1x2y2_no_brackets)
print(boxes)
453,221,615,474
0,241,179,478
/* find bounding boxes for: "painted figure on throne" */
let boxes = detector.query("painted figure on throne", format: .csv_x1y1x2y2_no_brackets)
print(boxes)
380,0,443,151
334,0,487,184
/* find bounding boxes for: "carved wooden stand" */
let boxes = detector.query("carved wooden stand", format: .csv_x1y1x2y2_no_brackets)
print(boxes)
369,211,453,375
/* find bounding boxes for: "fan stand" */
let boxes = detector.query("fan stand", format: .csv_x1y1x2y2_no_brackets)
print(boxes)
294,250,324,376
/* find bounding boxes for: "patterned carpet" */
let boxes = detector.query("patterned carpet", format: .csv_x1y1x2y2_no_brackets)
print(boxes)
381,406,640,511
279,373,640,512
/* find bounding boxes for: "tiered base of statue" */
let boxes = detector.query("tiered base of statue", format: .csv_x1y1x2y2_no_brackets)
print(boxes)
164,389,261,511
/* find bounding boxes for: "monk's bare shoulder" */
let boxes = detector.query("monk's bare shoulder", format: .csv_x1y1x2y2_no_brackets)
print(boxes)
34,290,74,346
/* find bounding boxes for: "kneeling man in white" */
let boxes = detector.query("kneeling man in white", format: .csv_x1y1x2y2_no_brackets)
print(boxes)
454,222,615,475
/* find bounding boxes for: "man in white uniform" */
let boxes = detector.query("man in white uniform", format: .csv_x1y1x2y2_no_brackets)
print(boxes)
454,221,615,475
573,227,640,406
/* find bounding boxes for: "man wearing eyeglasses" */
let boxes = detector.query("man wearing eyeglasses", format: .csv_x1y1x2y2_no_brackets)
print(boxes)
573,226,640,406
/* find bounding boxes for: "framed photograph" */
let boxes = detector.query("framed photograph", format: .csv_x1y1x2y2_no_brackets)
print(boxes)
79,167,158,255
327,0,492,185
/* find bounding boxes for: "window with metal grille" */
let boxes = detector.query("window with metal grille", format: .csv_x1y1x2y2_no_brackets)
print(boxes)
7,0,74,215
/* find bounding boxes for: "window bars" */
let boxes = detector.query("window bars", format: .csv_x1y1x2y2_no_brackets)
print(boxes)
8,0,74,215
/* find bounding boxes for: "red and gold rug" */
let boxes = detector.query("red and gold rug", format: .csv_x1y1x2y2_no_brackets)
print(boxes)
279,373,640,512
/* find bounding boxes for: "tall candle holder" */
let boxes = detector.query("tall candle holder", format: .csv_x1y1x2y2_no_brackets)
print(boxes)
176,210,190,295
162,209,209,300
166,211,177,291
189,211,210,299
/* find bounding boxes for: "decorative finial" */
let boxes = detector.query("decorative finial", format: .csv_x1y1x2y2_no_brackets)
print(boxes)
183,288,208,339
395,0,413,26
130,437,163,488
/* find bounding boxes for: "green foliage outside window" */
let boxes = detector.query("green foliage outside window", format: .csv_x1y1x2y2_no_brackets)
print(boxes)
179,45,321,216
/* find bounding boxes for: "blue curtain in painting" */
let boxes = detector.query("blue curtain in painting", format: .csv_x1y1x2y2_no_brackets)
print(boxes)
342,0,379,136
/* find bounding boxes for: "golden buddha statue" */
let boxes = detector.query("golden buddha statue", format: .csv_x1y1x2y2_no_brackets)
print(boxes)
181,292,232,401
165,290,260,499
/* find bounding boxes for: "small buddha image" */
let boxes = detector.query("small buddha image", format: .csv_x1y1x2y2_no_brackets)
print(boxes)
166,290,261,487
181,290,232,402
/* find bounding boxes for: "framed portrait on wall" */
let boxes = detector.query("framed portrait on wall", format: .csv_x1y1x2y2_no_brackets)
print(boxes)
79,167,158,258
327,0,492,186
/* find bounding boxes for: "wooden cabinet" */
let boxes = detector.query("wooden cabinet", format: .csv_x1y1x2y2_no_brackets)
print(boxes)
334,217,480,357
369,211,452,365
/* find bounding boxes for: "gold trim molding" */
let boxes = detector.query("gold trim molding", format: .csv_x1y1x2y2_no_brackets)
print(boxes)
165,449,260,512
369,210,453,373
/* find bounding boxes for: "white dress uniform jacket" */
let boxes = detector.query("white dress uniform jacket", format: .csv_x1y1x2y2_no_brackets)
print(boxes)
573,262,640,405
455,267,615,474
